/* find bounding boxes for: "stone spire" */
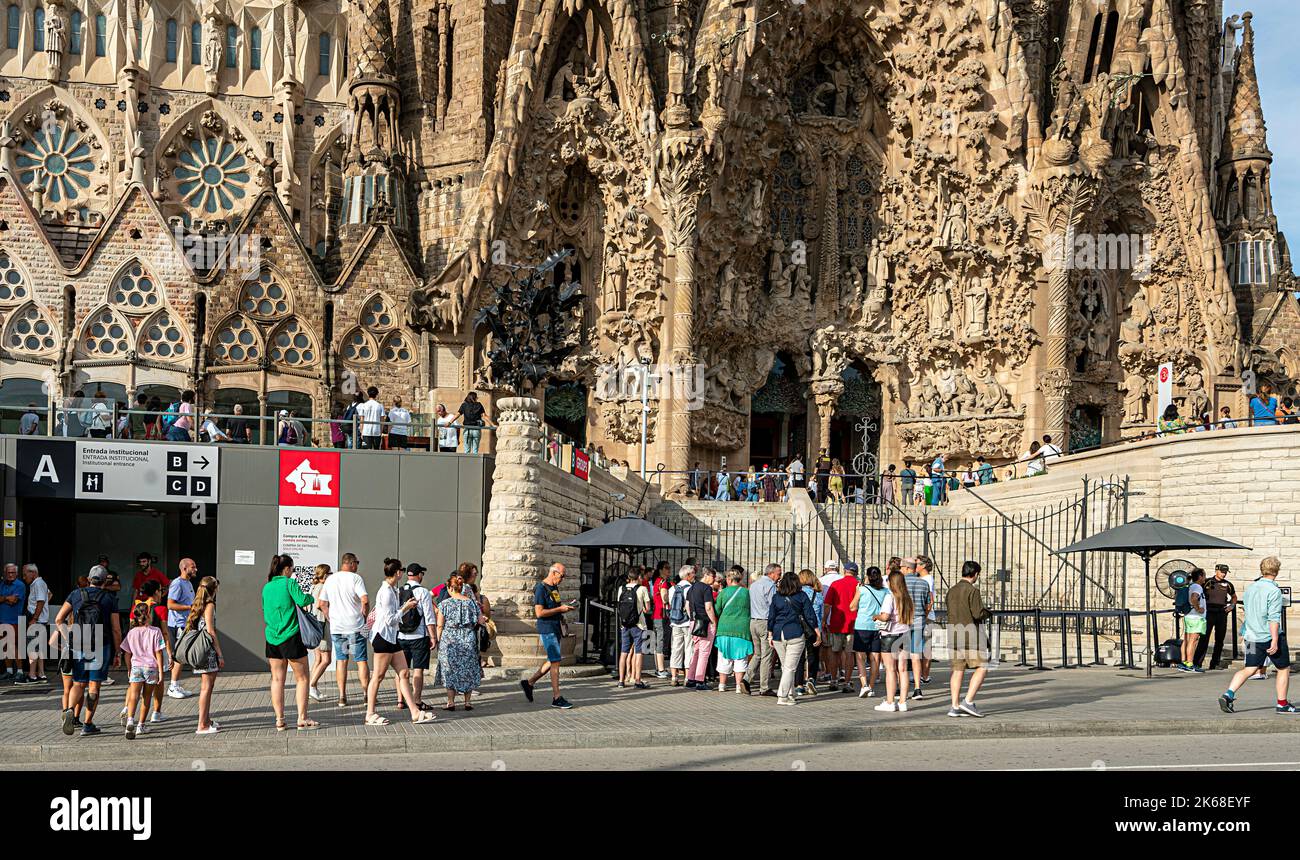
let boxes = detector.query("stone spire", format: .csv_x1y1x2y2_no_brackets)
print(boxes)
340,0,405,236
1221,12,1271,163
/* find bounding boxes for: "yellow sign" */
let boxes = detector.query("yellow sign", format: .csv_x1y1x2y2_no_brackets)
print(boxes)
3,520,15,538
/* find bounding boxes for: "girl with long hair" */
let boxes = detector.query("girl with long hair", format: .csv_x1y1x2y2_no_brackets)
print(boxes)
307,564,332,700
850,566,890,697
185,575,224,734
365,559,434,725
873,570,914,713
262,554,319,731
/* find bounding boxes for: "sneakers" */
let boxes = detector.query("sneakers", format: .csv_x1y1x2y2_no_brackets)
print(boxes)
166,684,192,699
909,688,923,700
897,702,909,713
308,686,323,702
839,683,853,694
1276,702,1299,715
520,679,535,703
125,722,137,740
947,707,965,718
195,725,220,735
1218,693,1236,713
551,696,574,709
80,722,101,736
616,681,627,689
920,676,932,685
1176,663,1194,673
759,689,778,698
959,701,984,718
101,677,115,686
1191,666,1206,674
1248,672,1270,681
149,712,165,723
873,701,898,712
740,679,752,695
634,681,649,690
776,697,797,706
858,686,872,698
119,707,129,727
656,670,670,679
61,708,78,736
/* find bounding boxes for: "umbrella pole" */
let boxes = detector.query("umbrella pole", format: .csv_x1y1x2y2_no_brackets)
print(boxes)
1144,553,1152,679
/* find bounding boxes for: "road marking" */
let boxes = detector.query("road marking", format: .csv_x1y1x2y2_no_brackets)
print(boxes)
1006,761,1300,771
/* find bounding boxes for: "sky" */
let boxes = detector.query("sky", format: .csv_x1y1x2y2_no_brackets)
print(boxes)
1224,1,1299,242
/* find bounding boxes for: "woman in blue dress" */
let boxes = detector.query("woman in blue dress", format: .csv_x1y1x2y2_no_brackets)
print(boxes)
436,570,484,710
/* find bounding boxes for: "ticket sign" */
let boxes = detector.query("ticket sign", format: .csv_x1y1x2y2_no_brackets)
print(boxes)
1156,362,1173,419
278,451,341,507
16,439,219,503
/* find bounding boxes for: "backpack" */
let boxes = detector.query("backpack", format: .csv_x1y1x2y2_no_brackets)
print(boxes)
1173,585,1192,615
160,401,180,431
668,582,689,625
617,584,641,629
398,584,423,635
74,587,105,628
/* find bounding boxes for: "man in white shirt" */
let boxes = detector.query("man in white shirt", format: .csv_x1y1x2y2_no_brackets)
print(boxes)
435,403,458,452
395,563,435,710
19,404,39,435
317,551,372,705
355,387,386,450
387,397,412,449
788,456,805,488
1039,434,1063,460
24,564,49,682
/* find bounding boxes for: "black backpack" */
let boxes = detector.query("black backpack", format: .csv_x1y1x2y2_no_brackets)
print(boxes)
617,584,641,629
75,587,105,628
397,584,423,635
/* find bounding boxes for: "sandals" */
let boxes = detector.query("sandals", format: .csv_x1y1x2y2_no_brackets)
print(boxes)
412,711,437,724
297,719,320,731
364,713,390,726
442,704,457,711
336,698,348,708
463,703,474,711
275,718,287,731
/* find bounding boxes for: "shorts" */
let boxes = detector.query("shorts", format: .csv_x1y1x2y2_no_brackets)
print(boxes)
880,633,906,656
950,649,986,671
388,434,409,449
827,632,853,653
331,631,369,662
372,634,402,655
400,637,431,670
852,630,882,653
71,649,114,684
907,625,927,655
265,634,308,661
717,655,749,674
619,627,645,654
538,632,562,663
1183,617,1207,635
128,666,161,685
1244,635,1290,670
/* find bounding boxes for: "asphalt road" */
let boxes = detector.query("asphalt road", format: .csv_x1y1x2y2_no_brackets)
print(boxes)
11,734,1300,771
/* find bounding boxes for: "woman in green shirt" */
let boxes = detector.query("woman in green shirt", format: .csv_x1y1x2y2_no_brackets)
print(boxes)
261,554,318,730
714,568,753,695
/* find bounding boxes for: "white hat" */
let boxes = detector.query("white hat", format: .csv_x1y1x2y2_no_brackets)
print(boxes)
87,564,108,584
823,559,840,571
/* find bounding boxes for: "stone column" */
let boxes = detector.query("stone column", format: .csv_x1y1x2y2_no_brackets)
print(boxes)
812,379,843,455
478,396,561,666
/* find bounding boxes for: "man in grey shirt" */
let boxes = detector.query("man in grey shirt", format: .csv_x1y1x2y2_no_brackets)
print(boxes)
744,563,781,696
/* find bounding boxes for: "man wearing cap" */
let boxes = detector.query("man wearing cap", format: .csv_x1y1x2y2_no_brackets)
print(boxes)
823,561,861,693
396,563,436,712
1195,563,1238,670
53,565,122,736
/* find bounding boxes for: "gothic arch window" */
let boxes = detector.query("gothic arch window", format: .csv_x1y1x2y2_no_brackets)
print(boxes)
33,7,43,51
14,101,101,210
94,13,105,56
165,18,177,62
70,10,81,53
161,108,255,223
0,251,32,304
340,327,377,363
4,303,57,355
359,293,396,332
138,310,188,360
224,24,236,68
78,306,133,357
318,32,330,76
239,269,291,319
379,331,415,366
190,21,200,63
268,318,317,367
111,261,161,312
771,149,811,245
210,314,262,363
838,154,875,259
5,5,17,50
249,26,261,70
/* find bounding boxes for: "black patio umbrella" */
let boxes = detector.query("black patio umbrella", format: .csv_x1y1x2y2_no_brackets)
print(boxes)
555,515,696,557
1057,515,1251,677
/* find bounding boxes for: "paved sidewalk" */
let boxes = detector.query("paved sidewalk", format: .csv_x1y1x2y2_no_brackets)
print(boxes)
1,665,1295,764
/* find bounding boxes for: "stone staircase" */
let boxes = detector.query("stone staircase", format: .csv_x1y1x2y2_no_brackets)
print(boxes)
649,499,799,573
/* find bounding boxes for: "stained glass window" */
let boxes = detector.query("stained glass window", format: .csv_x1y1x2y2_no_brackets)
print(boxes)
0,252,30,303
270,319,316,366
173,134,250,214
6,304,56,354
341,328,375,362
81,308,131,355
212,316,260,363
239,269,290,318
380,331,414,365
138,310,187,359
15,117,97,205
166,18,177,62
112,262,160,311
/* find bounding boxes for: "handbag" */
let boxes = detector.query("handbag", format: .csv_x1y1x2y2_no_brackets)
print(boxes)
175,627,214,669
785,594,818,642
296,605,324,649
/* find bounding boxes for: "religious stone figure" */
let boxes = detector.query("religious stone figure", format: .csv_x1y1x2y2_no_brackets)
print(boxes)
1123,371,1149,424
928,279,952,335
936,191,969,248
963,273,991,339
203,11,224,75
45,4,66,81
717,260,736,314
1183,370,1212,421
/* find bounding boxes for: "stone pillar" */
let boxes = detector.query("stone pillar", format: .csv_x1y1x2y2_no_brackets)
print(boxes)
478,396,564,666
812,379,843,456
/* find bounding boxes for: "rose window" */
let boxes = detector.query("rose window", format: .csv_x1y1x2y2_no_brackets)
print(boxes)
341,328,376,362
0,253,30,303
174,135,251,214
212,316,260,363
240,270,290,318
380,331,414,365
270,319,316,366
15,120,97,204
82,309,130,355
139,311,187,359
6,305,56,353
112,263,160,311
361,295,395,330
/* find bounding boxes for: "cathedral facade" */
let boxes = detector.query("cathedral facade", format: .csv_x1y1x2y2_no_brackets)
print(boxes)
0,0,1293,478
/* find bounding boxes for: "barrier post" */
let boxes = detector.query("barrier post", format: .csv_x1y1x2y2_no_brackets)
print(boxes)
1015,611,1029,668
1231,602,1239,662
1032,608,1050,670
1059,612,1071,669
1075,611,1085,666
1123,609,1139,669
1089,614,1104,666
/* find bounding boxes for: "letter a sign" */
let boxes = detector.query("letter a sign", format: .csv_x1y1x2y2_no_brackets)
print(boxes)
15,440,76,499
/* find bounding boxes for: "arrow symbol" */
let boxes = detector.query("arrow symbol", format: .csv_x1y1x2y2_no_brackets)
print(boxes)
195,456,210,470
